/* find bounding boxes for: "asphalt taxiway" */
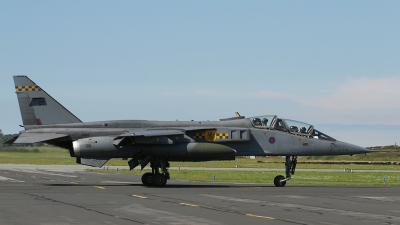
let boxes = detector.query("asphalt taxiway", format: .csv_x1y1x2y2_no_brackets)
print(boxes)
1,165,399,225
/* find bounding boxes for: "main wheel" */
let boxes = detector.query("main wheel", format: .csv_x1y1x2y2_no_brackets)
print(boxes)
141,173,153,186
274,175,286,187
153,174,167,187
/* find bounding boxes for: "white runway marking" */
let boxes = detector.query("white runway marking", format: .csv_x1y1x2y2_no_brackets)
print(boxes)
0,176,24,182
275,195,307,199
118,203,223,225
13,169,77,178
270,202,400,223
200,194,264,203
356,196,400,202
101,181,138,184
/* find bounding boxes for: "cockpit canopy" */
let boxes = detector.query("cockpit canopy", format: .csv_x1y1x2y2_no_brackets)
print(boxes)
249,115,335,141
250,115,276,128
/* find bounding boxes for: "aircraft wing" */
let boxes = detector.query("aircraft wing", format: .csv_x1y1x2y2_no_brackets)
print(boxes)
113,127,217,145
117,128,187,137
12,133,69,144
116,127,217,138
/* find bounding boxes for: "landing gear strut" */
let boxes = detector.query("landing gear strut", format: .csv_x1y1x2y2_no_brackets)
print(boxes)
274,156,297,187
141,157,170,187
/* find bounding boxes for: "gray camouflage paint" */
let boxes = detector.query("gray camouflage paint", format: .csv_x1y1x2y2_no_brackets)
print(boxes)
11,76,370,166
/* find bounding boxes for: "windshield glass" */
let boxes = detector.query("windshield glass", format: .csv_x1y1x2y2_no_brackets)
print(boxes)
312,129,336,141
249,115,277,128
283,119,313,135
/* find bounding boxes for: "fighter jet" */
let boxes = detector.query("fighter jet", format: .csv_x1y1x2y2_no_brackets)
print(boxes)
9,76,371,187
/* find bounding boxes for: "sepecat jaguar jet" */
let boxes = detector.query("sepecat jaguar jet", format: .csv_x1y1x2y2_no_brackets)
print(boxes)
9,76,371,187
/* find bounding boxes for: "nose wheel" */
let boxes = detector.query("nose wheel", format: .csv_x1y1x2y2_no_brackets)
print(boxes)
274,175,286,187
274,156,297,187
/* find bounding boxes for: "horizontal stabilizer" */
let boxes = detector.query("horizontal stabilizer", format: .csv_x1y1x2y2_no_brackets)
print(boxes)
13,133,69,144
78,157,110,167
4,136,19,144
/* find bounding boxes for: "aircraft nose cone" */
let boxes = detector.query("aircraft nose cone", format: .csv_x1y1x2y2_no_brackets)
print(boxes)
333,141,371,155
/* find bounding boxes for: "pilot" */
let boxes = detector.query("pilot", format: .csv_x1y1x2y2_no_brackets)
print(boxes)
290,126,299,133
275,120,285,131
252,118,261,126
300,127,307,133
262,118,268,126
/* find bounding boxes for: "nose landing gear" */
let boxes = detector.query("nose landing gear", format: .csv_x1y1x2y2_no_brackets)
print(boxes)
274,156,297,187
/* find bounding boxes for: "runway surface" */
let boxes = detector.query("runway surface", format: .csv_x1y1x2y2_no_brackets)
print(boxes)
1,165,399,225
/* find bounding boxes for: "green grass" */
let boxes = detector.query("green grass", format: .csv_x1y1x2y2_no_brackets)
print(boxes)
0,146,74,164
1,146,400,170
89,169,400,186
168,159,400,170
2,146,400,185
0,146,69,156
306,151,400,161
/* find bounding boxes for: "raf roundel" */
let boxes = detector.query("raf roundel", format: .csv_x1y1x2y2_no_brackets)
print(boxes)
269,137,275,144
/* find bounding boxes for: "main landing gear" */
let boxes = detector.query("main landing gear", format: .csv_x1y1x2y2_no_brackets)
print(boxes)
141,158,170,187
274,156,297,187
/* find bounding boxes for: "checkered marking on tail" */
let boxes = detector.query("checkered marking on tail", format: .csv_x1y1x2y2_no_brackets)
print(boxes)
216,133,229,139
15,85,41,92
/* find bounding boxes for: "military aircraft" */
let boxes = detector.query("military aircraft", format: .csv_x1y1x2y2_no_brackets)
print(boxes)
9,75,371,187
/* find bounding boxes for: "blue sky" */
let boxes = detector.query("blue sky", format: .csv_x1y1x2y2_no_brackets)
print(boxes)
1,1,399,147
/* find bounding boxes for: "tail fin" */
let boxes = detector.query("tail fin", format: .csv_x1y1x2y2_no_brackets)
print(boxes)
13,75,82,126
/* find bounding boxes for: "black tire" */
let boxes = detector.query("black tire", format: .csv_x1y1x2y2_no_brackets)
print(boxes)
153,174,167,187
141,173,153,186
274,175,286,187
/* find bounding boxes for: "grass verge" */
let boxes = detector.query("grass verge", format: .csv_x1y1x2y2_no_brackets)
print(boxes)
1,147,400,170
2,146,400,185
89,169,400,186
